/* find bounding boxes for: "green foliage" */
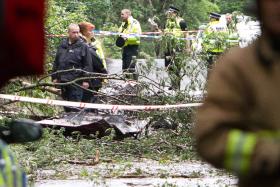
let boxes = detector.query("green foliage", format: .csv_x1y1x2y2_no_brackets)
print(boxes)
181,0,220,28
216,0,248,14
10,126,197,180
44,0,224,61
202,31,230,52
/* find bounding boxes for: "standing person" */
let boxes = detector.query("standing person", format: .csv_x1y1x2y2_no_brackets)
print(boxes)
202,12,229,77
195,0,280,186
117,9,142,80
79,22,108,70
52,23,92,112
91,33,107,70
164,6,187,90
226,13,234,32
78,22,108,103
225,13,240,49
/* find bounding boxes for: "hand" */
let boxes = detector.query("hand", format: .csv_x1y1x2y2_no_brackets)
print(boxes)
82,82,89,89
102,79,108,84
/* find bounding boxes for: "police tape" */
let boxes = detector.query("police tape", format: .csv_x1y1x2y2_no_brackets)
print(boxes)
95,30,196,41
0,94,202,112
46,30,199,41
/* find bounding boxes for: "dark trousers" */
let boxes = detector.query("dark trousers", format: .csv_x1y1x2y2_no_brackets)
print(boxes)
206,51,222,79
122,45,139,80
164,49,181,89
82,86,99,104
82,88,99,113
61,84,84,112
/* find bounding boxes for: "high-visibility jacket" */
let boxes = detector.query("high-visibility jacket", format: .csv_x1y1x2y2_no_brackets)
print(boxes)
227,32,240,48
164,17,185,38
202,20,229,53
92,39,107,69
195,36,280,186
0,140,27,187
118,16,142,47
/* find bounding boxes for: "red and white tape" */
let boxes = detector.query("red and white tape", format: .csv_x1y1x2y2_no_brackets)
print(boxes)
0,94,202,112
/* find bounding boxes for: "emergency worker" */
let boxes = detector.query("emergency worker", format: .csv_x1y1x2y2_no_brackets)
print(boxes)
164,6,187,90
0,1,45,186
78,22,108,103
226,13,234,32
202,12,229,73
52,23,92,112
195,0,280,186
118,9,142,80
0,140,27,187
80,23,107,70
226,13,240,48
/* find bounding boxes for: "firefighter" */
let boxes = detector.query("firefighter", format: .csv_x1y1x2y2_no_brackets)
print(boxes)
0,1,45,186
117,9,142,80
195,0,280,186
164,6,187,90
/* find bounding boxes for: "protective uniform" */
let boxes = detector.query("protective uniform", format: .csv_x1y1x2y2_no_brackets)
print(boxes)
118,16,141,47
195,36,280,187
164,7,187,90
164,16,186,38
202,15,229,76
0,140,27,187
118,16,142,79
203,20,229,53
0,1,44,186
92,39,107,69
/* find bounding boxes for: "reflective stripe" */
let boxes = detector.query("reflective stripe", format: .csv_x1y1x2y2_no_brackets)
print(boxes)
2,146,13,187
240,134,257,173
225,130,257,175
225,130,240,171
9,154,17,187
232,131,245,173
0,140,25,187
0,145,6,184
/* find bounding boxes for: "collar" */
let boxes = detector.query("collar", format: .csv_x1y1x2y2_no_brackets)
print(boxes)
125,16,133,25
61,38,83,49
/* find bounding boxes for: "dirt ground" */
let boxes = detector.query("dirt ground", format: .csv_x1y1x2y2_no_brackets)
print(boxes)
35,159,237,187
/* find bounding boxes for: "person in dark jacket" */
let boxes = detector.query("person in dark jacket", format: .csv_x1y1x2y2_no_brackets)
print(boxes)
78,22,108,103
52,23,92,112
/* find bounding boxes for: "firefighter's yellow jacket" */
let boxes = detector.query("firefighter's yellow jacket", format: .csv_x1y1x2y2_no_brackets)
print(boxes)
118,16,142,47
195,36,280,187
